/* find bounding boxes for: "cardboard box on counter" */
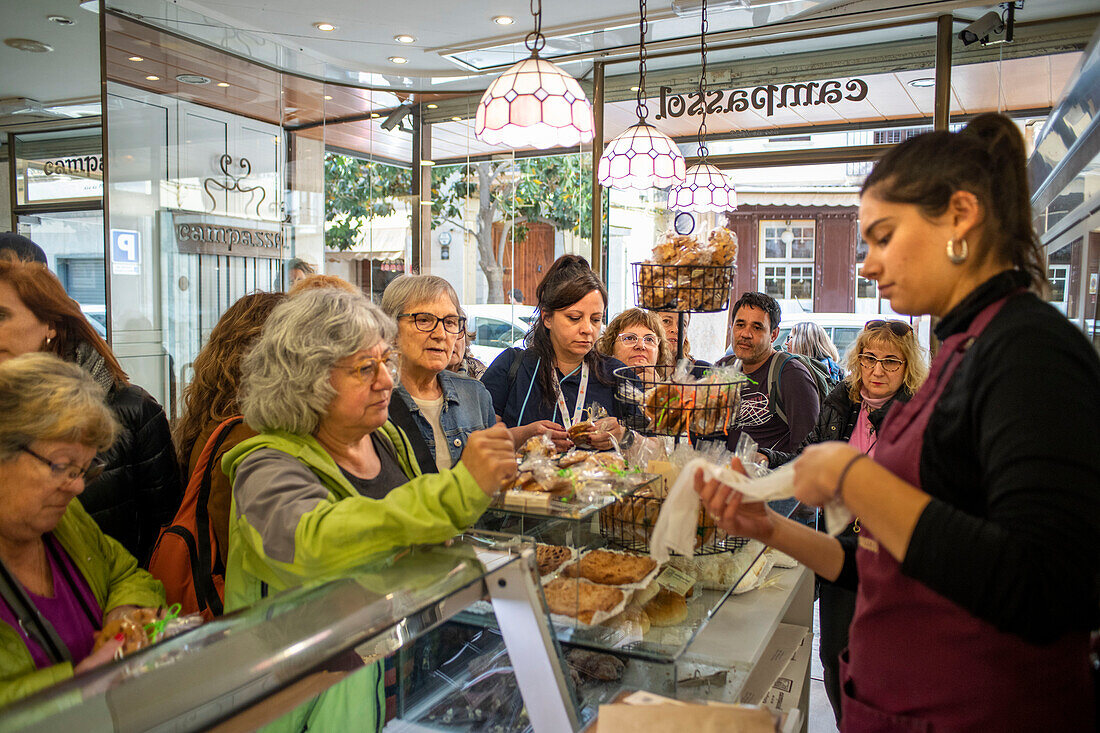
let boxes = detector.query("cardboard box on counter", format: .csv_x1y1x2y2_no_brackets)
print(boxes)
593,691,792,733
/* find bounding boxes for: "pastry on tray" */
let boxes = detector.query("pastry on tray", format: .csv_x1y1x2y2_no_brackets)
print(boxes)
535,544,572,576
561,549,657,586
643,589,689,627
543,578,624,624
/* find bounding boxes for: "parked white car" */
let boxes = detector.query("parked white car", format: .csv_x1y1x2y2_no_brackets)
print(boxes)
461,304,537,367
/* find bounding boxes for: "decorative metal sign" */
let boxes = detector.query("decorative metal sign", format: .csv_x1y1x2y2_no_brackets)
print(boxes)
166,210,285,259
203,154,268,219
654,78,869,120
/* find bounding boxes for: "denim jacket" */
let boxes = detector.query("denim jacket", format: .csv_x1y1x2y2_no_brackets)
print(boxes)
390,370,496,467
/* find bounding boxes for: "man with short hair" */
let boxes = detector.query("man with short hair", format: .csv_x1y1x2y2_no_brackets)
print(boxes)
724,291,820,453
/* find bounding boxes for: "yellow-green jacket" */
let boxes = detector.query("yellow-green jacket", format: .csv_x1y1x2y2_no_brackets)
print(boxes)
0,501,165,706
222,421,491,733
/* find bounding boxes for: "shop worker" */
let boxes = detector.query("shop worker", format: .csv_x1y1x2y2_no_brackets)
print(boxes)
482,255,631,451
722,291,821,453
223,288,516,732
698,113,1099,731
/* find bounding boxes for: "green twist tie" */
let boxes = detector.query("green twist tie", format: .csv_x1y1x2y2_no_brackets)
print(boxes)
143,603,181,643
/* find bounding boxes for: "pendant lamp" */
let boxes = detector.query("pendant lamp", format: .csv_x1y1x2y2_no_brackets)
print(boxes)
597,0,685,189
667,0,737,211
474,0,594,150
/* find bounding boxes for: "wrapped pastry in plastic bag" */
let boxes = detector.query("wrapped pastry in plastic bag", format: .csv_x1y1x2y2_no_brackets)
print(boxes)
92,603,203,659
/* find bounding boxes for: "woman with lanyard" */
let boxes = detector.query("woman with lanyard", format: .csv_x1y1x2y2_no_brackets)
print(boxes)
696,112,1099,730
482,255,632,451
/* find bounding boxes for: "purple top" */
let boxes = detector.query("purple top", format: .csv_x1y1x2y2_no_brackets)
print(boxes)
0,535,102,669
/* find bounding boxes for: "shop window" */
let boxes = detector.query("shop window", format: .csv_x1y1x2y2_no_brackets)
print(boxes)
760,220,814,300
855,236,877,299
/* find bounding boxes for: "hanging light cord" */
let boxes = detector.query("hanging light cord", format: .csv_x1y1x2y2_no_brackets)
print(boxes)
525,0,546,55
697,0,709,160
636,0,649,122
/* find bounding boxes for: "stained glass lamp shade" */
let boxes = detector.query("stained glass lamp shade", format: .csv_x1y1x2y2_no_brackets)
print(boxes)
474,56,595,150
598,122,686,189
667,163,737,211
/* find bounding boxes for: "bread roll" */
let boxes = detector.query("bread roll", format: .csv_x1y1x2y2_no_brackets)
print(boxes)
643,589,688,627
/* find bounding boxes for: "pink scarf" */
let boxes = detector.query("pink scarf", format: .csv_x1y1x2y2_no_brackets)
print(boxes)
848,389,891,457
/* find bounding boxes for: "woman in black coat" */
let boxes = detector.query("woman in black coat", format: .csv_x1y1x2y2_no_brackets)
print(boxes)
761,319,927,723
0,257,181,566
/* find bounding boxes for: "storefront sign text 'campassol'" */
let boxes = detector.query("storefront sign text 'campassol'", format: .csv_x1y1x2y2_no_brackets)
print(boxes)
41,155,104,176
654,78,869,120
169,212,285,259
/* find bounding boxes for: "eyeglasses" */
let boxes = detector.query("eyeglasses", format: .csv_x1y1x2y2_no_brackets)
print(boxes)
858,353,905,372
618,333,659,348
335,350,400,384
399,313,467,334
22,446,105,484
866,319,913,337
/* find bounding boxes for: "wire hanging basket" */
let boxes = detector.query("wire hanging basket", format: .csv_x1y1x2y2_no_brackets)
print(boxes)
634,261,734,312
614,364,747,438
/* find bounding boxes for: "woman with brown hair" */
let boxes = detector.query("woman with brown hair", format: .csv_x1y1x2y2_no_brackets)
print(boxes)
481,255,630,450
0,258,180,566
172,291,287,562
698,113,1099,730
596,308,672,383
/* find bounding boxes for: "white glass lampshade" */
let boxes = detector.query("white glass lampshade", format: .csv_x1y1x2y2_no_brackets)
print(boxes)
475,56,595,150
667,163,737,211
597,122,686,189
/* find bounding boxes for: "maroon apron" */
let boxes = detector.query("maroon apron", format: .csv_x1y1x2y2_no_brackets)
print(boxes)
839,293,1095,732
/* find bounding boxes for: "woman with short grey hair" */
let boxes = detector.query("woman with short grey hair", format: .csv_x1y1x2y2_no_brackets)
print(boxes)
380,275,498,473
224,287,517,732
0,353,165,703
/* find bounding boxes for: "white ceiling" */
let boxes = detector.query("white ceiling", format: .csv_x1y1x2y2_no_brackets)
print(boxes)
0,0,100,105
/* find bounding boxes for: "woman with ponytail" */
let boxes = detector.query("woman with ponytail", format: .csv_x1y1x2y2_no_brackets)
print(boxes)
481,255,632,451
696,113,1099,730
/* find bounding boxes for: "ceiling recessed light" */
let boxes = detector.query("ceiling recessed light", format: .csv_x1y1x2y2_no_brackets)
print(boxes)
394,34,415,44
4,38,53,53
145,75,160,81
47,15,75,26
128,55,143,62
324,94,333,100
426,103,438,109
371,113,381,118
421,200,433,205
176,73,211,85
630,86,641,92
493,16,515,25
420,160,434,166
313,22,337,32
908,77,936,88
451,116,461,121
388,56,408,64
217,82,230,88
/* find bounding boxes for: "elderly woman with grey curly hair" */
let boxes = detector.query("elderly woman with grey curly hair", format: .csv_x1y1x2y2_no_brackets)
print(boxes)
0,353,164,705
221,287,517,733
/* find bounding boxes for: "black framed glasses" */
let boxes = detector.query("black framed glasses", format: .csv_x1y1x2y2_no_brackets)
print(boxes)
866,319,913,336
22,446,105,483
334,349,400,384
618,333,659,348
858,353,905,372
399,313,467,334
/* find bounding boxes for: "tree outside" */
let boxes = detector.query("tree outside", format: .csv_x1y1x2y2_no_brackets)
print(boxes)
325,151,593,303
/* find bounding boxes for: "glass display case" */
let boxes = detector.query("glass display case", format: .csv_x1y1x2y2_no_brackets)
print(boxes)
0,534,578,733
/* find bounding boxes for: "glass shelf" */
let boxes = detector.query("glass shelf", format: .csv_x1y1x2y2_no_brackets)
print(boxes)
486,473,659,521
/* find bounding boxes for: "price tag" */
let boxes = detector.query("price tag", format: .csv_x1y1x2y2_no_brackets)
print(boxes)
656,565,696,596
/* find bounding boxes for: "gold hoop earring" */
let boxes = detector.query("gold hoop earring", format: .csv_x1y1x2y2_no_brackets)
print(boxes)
946,238,968,265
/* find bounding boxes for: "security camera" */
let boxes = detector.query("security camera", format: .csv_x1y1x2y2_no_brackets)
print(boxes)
380,104,413,132
959,11,1006,46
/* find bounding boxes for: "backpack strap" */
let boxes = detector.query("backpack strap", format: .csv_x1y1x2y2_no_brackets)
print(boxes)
386,395,438,474
0,557,72,665
194,416,244,616
767,352,796,427
506,347,527,391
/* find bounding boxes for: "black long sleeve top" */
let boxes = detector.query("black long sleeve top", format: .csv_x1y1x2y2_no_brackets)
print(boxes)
850,271,1100,644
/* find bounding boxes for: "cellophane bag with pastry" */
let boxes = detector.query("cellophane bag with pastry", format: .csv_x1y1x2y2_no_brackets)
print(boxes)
92,604,203,658
642,360,751,436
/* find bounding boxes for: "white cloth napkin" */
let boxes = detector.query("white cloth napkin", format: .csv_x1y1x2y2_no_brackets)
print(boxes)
649,458,852,564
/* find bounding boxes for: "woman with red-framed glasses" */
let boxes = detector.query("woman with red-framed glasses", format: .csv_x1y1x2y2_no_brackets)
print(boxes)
697,113,1100,730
